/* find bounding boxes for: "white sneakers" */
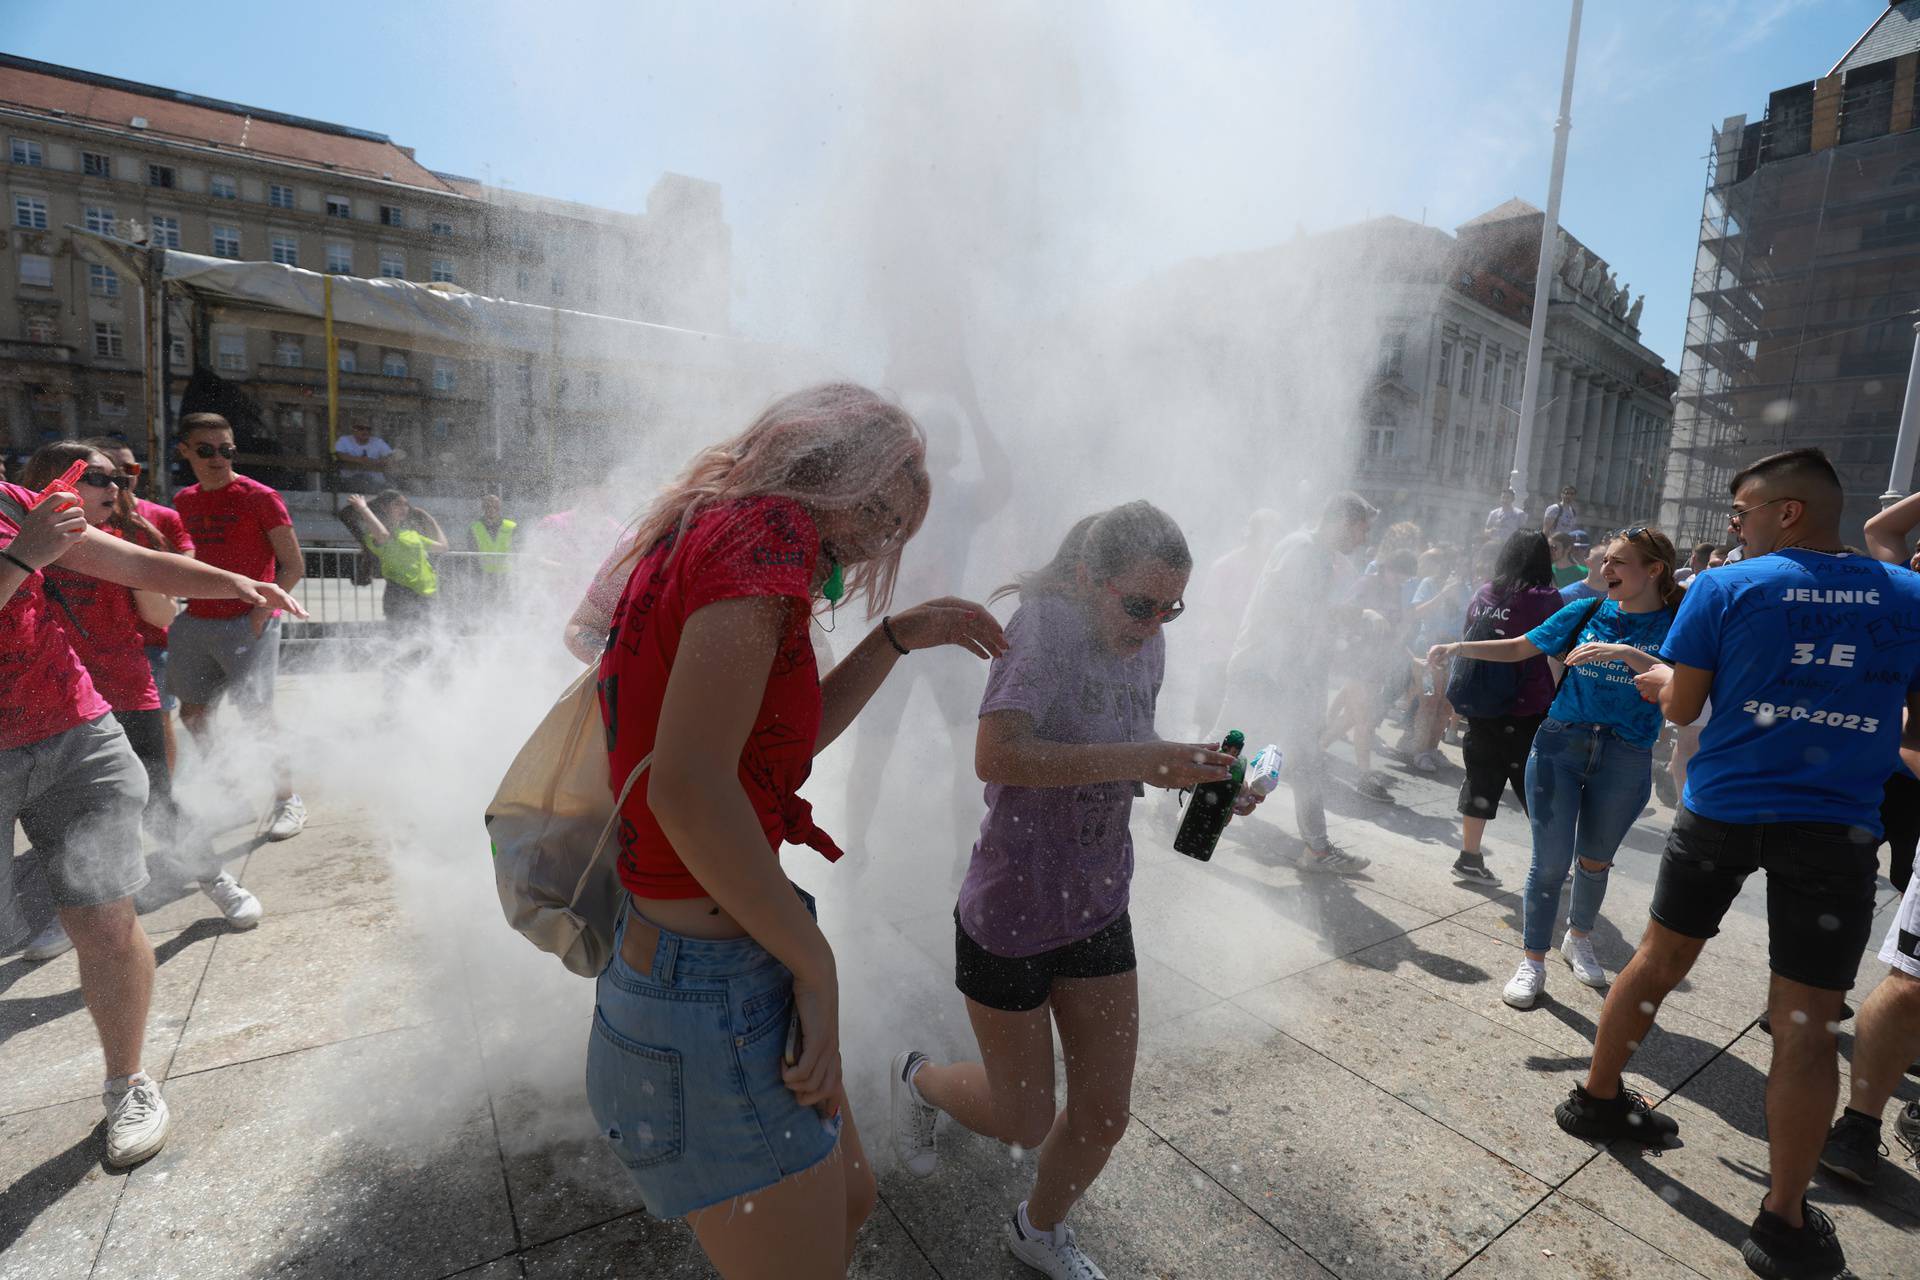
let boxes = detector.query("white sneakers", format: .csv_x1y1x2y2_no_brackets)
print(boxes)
890,1049,940,1177
1503,957,1547,1009
1007,1203,1108,1280
200,872,263,929
1560,933,1608,988
23,915,75,962
264,794,307,842
103,1073,172,1168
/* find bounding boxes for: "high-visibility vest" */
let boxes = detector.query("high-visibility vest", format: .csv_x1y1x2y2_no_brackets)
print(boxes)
471,519,517,574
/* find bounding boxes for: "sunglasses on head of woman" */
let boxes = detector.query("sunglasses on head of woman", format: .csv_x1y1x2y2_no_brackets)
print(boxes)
193,443,239,460
1105,583,1184,623
79,468,133,491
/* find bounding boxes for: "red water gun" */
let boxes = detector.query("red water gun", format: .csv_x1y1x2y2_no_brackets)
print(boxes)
32,459,88,510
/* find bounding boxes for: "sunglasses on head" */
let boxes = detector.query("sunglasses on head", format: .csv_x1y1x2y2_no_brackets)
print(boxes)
193,443,239,460
1105,582,1184,623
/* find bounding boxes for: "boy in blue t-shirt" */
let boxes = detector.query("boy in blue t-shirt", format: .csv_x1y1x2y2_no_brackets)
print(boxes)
1554,448,1920,1280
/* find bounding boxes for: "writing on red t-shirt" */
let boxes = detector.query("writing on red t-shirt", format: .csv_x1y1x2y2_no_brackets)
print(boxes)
43,554,160,712
0,482,111,750
175,474,291,619
134,497,192,649
598,497,841,900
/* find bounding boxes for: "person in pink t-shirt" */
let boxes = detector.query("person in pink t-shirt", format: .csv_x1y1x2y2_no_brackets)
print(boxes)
1,462,302,1170
170,414,308,841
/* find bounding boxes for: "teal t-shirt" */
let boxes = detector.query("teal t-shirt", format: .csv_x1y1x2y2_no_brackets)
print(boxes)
1526,599,1677,748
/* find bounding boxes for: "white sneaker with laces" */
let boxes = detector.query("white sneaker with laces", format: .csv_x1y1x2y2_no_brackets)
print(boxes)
1413,751,1442,774
103,1074,172,1168
200,873,263,929
23,916,74,962
890,1049,940,1177
264,795,307,842
1503,958,1547,1009
1560,932,1608,987
1006,1203,1107,1280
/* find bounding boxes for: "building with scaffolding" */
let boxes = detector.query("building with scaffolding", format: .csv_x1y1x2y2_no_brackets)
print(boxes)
1661,1,1920,543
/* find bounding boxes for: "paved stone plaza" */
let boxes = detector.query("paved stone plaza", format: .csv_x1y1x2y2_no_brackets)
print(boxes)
3,703,1917,1279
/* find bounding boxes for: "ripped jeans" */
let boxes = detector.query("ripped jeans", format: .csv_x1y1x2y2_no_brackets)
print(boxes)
1520,720,1652,954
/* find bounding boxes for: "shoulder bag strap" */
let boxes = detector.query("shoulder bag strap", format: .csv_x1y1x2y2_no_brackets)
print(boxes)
572,753,653,909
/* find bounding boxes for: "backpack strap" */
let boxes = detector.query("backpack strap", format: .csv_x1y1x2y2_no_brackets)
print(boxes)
573,753,652,909
0,485,30,528
1550,597,1609,690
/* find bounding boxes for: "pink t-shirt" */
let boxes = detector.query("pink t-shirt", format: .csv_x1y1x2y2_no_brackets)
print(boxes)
43,549,161,713
0,482,112,750
175,474,291,619
134,498,192,649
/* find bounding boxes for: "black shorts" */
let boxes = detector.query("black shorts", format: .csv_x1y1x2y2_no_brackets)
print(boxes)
1881,771,1920,894
1457,713,1546,821
954,911,1137,1012
1650,807,1881,991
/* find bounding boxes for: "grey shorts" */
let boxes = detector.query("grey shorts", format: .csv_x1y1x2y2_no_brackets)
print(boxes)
2,716,150,947
167,612,282,708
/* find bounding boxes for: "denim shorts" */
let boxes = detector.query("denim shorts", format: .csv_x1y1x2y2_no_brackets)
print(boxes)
586,889,842,1219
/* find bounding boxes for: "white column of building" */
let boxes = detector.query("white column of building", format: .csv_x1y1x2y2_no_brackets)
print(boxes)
1553,370,1586,496
1598,388,1625,515
1540,362,1574,500
1579,380,1606,513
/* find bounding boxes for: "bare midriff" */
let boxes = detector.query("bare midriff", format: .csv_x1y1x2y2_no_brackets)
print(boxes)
629,894,748,940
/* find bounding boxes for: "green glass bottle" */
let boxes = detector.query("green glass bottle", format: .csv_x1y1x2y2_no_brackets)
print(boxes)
1174,730,1245,861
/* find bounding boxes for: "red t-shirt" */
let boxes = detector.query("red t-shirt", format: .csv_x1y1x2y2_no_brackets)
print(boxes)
43,551,161,712
598,497,842,899
175,474,292,619
133,497,192,649
0,482,112,750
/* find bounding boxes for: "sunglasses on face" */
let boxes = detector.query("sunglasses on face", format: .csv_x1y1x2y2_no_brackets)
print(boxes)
1105,583,1184,624
193,443,239,460
78,468,131,490
1728,495,1795,526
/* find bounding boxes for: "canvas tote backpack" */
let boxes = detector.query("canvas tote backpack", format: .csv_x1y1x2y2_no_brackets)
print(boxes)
485,666,649,977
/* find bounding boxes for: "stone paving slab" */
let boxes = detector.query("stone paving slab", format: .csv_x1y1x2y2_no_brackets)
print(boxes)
1451,1191,1709,1279
0,1095,117,1280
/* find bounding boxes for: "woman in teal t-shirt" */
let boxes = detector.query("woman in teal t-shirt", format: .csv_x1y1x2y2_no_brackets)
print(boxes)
1429,528,1682,1010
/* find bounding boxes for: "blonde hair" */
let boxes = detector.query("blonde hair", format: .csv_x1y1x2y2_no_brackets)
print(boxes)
627,383,930,615
1613,527,1684,606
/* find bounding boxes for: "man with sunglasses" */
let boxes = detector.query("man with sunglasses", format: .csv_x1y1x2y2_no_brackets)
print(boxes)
1561,448,1920,1280
171,413,308,841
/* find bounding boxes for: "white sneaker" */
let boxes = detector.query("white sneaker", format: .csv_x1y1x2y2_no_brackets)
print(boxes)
1502,958,1547,1009
23,916,74,962
1006,1203,1107,1279
1413,751,1442,774
890,1049,940,1177
200,873,263,930
103,1074,172,1168
1560,933,1608,987
264,795,307,842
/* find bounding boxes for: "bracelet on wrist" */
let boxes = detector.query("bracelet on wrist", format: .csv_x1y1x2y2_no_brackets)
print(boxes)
881,616,910,656
1,548,37,577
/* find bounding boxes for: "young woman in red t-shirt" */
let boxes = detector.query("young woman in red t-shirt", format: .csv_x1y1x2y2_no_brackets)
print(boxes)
585,383,1005,1278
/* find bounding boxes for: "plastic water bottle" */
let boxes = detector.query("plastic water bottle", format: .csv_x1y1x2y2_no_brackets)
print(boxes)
1243,744,1284,797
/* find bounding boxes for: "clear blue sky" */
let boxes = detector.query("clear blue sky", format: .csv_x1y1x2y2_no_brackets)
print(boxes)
7,0,1893,366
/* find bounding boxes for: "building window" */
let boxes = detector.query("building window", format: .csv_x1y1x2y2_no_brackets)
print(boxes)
18,253,52,288
1366,410,1396,459
217,333,247,371
515,268,531,292
1481,352,1495,401
169,333,187,366
1377,330,1406,376
210,173,237,199
326,242,352,274
430,257,454,283
270,234,299,266
13,194,48,229
1501,361,1516,408
93,321,124,359
88,263,120,297
84,204,116,235
1437,340,1453,387
382,350,408,378
25,313,58,343
97,390,128,417
212,224,241,258
433,359,456,392
430,220,453,238
148,163,175,189
11,137,43,166
149,214,181,249
82,150,112,178
326,194,352,219
1429,410,1447,468
275,336,303,368
337,345,357,373
1459,346,1476,393
269,183,295,209
379,250,405,279
379,204,405,227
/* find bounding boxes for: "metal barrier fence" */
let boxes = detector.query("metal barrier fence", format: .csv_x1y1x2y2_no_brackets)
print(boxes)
291,546,516,630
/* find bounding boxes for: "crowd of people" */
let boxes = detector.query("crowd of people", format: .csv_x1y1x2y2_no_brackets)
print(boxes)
7,386,1920,1280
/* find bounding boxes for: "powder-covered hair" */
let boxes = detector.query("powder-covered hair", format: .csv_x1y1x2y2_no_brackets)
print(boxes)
993,500,1191,605
626,383,930,615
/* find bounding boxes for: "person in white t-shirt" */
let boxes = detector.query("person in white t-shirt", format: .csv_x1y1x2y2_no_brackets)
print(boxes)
333,421,397,494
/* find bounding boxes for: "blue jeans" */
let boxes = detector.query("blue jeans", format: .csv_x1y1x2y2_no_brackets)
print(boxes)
1520,720,1652,954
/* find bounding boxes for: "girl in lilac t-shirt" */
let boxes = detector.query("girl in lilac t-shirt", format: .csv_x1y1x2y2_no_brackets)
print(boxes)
886,502,1244,1278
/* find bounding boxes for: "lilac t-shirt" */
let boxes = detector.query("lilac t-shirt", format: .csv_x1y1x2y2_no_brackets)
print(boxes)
957,594,1165,958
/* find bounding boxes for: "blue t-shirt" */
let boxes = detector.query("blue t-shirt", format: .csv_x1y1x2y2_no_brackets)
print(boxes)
1560,580,1604,604
1661,550,1920,831
1526,599,1677,747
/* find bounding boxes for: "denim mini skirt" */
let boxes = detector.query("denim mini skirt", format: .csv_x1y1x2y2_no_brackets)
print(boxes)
585,888,842,1219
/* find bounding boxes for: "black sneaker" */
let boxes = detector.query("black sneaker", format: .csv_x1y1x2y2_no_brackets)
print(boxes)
1554,1084,1680,1145
1451,851,1497,883
1818,1111,1885,1187
1653,767,1678,807
1739,1200,1848,1280
1896,1101,1920,1167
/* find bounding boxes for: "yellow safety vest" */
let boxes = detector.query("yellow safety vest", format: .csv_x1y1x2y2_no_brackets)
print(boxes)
471,519,517,574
